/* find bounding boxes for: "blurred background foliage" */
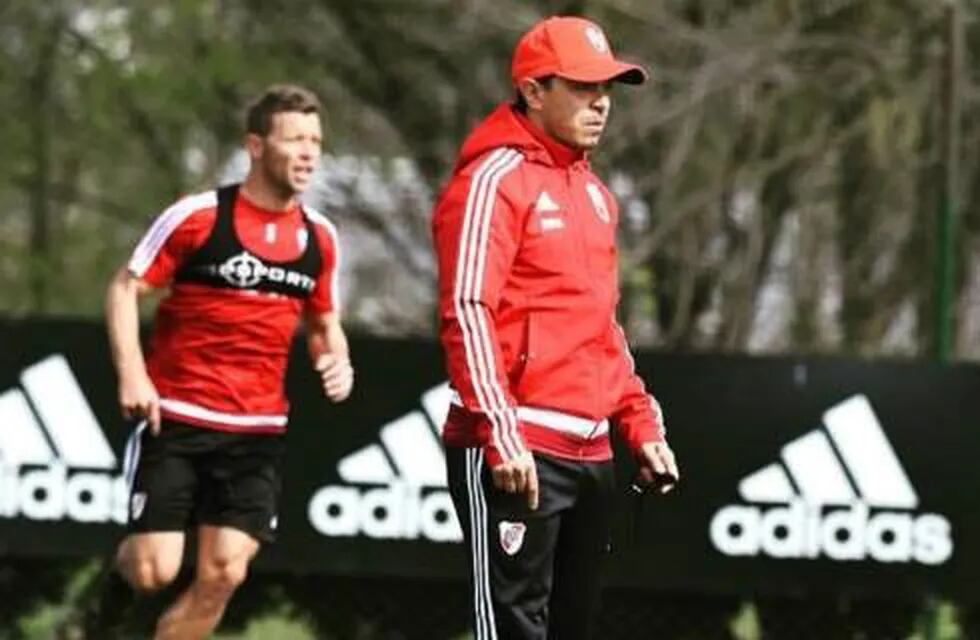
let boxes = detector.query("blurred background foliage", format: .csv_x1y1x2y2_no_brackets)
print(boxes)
3,0,980,357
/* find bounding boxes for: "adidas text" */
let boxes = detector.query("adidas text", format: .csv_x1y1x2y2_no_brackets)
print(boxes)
308,383,461,543
711,395,955,566
0,355,124,524
711,500,952,565
0,462,128,524
308,481,461,542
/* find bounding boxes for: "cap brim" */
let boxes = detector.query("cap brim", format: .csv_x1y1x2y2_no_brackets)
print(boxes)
559,59,648,85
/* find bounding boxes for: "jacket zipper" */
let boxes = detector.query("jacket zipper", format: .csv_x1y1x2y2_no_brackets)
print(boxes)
568,167,605,419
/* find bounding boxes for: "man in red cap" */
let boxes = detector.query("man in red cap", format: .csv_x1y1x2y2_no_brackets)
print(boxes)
432,15,679,640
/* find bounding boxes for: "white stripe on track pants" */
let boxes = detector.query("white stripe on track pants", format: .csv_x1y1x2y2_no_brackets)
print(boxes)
446,447,615,640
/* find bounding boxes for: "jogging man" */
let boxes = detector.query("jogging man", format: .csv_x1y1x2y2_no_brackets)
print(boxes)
432,16,679,639
96,84,352,639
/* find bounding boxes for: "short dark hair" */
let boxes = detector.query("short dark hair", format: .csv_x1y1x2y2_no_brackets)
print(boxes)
512,76,555,113
246,84,321,136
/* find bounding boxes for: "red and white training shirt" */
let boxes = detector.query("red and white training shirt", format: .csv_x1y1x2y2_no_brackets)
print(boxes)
128,186,340,435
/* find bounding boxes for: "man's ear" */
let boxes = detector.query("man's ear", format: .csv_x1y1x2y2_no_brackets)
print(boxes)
518,78,548,112
245,133,264,160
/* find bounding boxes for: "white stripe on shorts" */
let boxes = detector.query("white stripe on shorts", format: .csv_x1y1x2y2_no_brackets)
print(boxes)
122,420,147,491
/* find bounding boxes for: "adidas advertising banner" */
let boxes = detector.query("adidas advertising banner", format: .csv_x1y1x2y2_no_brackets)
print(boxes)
2,318,980,600
609,353,980,601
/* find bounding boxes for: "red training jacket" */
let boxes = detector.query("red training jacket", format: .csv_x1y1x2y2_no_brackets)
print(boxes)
432,104,665,468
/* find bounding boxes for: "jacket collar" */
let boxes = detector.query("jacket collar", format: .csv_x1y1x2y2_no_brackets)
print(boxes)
453,104,590,174
512,110,587,169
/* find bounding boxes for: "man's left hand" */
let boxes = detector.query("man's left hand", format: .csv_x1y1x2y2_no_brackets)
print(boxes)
315,353,354,402
636,441,679,494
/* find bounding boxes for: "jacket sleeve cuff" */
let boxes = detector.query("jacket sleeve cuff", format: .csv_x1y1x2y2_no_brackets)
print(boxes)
624,420,666,453
480,419,529,467
483,444,505,468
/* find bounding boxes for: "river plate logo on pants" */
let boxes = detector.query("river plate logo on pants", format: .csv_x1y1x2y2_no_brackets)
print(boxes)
709,395,952,565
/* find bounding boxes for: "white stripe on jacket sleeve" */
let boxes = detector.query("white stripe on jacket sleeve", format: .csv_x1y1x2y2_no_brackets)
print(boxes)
452,148,525,462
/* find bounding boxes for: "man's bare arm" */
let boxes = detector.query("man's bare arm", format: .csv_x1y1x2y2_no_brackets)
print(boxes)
305,310,353,403
105,266,162,433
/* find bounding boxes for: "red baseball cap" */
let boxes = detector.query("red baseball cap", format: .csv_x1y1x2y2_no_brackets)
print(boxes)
511,16,648,86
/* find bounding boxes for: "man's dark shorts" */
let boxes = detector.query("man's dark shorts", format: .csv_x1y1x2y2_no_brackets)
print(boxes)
125,419,284,543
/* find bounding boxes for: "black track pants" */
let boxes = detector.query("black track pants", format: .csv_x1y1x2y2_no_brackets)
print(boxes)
446,448,615,640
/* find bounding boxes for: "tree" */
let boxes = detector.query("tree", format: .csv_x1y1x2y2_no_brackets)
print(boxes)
0,0,977,359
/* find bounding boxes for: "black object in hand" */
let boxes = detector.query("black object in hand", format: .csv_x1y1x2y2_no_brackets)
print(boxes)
629,465,678,495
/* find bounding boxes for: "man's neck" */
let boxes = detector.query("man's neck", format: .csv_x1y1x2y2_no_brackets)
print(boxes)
240,174,296,212
520,111,585,166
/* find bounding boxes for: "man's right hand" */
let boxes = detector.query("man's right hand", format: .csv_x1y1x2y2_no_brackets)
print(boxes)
119,372,161,435
636,441,680,494
491,452,539,510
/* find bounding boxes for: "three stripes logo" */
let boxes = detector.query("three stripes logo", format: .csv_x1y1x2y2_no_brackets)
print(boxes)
710,395,952,565
307,383,463,543
0,355,127,524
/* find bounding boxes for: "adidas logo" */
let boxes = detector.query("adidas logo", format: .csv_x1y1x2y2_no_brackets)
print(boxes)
710,395,952,565
534,191,564,233
307,383,462,543
534,190,560,213
0,355,127,524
